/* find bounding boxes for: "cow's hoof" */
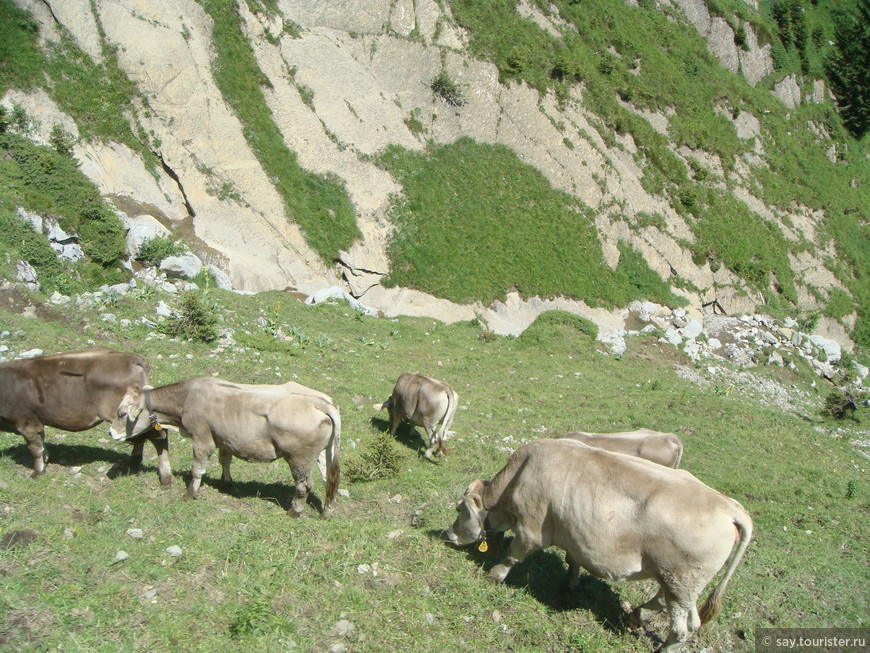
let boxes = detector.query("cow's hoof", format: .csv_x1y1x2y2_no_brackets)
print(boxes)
183,491,197,501
286,509,303,519
159,476,174,488
320,506,335,519
486,566,510,584
30,469,45,479
627,608,644,629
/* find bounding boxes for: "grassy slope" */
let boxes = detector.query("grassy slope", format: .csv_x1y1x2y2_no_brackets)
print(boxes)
378,138,685,307
0,289,867,652
438,0,869,341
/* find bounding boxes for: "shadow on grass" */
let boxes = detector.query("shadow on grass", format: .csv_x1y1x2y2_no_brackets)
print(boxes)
425,528,628,634
370,416,429,457
0,440,164,481
200,475,325,515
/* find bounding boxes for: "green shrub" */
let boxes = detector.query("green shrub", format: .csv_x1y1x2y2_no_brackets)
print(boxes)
160,292,219,342
137,236,187,267
344,431,402,482
822,387,866,421
48,124,75,156
430,70,465,106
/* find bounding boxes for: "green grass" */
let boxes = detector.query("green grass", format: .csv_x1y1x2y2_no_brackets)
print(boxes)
379,138,686,308
0,285,867,651
0,133,127,290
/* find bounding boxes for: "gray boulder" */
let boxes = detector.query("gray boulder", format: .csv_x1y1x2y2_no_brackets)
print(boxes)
125,214,171,257
160,253,203,280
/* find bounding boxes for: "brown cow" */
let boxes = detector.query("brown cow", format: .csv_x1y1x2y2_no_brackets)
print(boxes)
447,439,752,653
0,347,171,484
558,428,683,467
375,373,458,460
110,378,341,517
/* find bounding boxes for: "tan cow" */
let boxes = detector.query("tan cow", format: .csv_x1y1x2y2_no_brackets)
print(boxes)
375,373,458,460
110,378,341,517
447,439,752,653
558,428,683,467
0,347,171,484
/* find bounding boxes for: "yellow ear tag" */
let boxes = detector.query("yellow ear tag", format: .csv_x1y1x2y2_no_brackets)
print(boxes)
153,423,163,431
478,541,489,553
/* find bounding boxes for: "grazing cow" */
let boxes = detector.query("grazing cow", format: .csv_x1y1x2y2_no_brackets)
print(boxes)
447,439,752,653
0,347,171,484
375,373,458,460
110,378,341,517
558,428,683,468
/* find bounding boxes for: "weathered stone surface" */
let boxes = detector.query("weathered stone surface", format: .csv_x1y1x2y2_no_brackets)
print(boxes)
774,75,802,109
125,215,172,257
160,253,203,280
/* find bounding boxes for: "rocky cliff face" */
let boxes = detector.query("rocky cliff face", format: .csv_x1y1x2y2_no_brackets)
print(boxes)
5,0,851,343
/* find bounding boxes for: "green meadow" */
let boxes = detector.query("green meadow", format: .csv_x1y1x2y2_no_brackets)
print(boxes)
0,287,867,651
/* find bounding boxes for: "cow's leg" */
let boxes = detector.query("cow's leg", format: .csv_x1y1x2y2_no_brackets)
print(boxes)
629,587,667,627
486,527,541,583
129,439,145,470
660,600,691,653
388,410,401,437
286,461,312,518
566,551,582,590
423,424,437,460
150,436,173,487
20,425,48,477
184,437,215,500
218,448,233,486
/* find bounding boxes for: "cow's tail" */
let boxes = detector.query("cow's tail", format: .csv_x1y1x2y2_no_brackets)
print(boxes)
319,401,341,517
671,435,684,469
698,504,753,625
436,388,459,456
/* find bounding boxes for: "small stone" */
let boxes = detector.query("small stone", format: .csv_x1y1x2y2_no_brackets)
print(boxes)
338,489,350,498
115,550,129,562
63,527,76,539
424,613,435,625
331,619,355,637
165,545,183,557
492,610,502,623
139,587,158,600
125,528,144,539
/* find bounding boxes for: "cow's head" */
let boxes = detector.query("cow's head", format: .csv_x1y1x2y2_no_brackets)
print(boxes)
447,479,488,546
109,386,150,441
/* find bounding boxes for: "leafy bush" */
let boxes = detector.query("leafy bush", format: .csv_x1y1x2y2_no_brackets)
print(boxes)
431,70,466,106
137,237,187,267
344,431,402,482
49,124,75,156
822,387,866,421
160,293,219,342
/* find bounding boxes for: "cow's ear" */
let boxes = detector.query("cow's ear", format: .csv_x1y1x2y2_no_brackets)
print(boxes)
471,493,484,511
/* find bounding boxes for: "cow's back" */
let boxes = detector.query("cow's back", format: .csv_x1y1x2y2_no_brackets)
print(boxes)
559,429,683,468
392,373,452,419
0,348,149,432
495,440,739,581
